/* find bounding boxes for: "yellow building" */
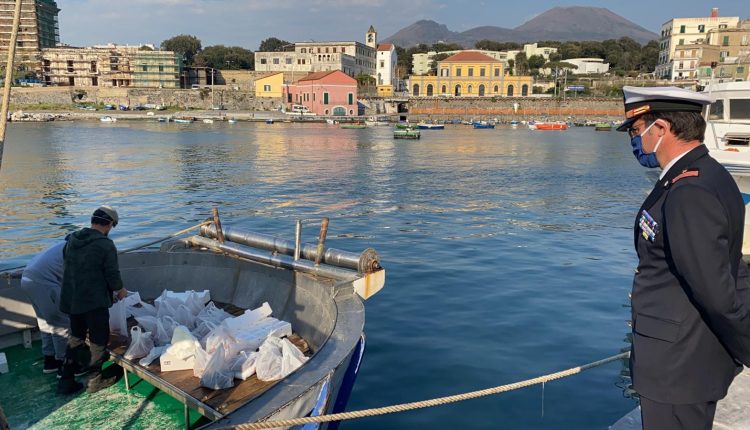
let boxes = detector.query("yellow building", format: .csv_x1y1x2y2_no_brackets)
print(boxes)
255,72,284,98
408,51,533,97
377,85,394,97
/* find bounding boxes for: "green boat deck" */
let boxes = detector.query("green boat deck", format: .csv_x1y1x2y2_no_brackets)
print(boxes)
0,341,210,430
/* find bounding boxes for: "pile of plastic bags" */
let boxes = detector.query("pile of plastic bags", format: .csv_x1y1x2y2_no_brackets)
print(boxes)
111,290,308,390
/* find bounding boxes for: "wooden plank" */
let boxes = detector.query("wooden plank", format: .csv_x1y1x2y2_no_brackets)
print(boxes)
107,301,311,418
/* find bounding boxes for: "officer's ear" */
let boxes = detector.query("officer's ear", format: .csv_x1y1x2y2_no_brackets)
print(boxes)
653,119,670,136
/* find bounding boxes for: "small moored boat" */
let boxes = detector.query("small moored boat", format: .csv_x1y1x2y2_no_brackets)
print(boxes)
534,121,568,131
393,128,421,139
100,115,116,123
417,123,445,130
594,123,612,131
340,123,366,129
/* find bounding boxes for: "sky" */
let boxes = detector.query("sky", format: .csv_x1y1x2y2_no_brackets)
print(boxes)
58,0,748,50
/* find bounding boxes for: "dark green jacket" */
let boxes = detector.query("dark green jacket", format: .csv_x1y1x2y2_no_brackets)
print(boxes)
59,228,123,315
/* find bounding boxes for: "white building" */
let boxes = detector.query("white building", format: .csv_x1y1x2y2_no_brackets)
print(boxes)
412,50,509,76
565,58,610,75
254,26,377,78
376,43,397,86
655,8,740,80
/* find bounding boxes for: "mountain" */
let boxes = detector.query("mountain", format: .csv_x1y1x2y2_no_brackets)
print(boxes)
383,7,658,47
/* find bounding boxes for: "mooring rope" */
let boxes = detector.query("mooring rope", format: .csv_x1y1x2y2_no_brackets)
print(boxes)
224,351,630,430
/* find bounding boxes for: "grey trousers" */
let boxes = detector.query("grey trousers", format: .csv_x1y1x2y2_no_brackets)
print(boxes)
20,277,69,360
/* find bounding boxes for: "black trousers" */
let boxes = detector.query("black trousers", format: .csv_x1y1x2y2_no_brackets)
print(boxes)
641,396,718,430
61,307,110,379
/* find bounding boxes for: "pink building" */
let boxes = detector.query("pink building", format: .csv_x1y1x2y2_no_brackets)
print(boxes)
283,70,358,116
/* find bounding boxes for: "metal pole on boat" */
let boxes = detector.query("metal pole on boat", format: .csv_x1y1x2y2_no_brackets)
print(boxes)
212,207,225,243
315,218,329,266
294,220,302,261
0,0,23,172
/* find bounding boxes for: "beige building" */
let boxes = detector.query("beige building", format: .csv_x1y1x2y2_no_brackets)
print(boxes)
254,26,377,78
412,49,509,76
41,45,181,88
655,8,740,80
0,0,60,74
672,43,720,80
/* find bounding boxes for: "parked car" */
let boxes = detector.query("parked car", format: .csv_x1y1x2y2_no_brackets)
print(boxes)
118,105,129,111
133,104,146,111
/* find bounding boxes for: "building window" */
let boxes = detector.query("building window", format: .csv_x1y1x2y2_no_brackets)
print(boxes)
494,68,500,77
522,84,528,96
468,84,473,94
455,68,462,77
142,65,148,72
301,48,307,53
288,93,292,102
719,24,727,29
454,84,461,96
480,68,485,77
380,60,384,68
738,66,745,74
441,85,446,94
273,58,280,64
478,84,485,96
323,92,329,104
723,36,730,46
159,65,164,72
698,24,705,33
742,35,749,46
679,25,685,33
348,93,353,105
721,51,729,59
286,58,292,64
413,84,419,96
679,39,684,45
494,85,499,93
325,47,329,53
264,84,271,92
90,61,97,72
468,68,474,77
507,85,514,96
261,59,267,64
426,84,433,96
441,68,449,77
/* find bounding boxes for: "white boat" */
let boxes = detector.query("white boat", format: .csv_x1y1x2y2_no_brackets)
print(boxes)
364,116,389,126
227,119,237,124
702,81,750,254
203,119,214,124
174,118,193,124
100,116,116,123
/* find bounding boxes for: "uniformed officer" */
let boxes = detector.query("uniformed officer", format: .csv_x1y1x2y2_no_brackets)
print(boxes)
618,86,750,430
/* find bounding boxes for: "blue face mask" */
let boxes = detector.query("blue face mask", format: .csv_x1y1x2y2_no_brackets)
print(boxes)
630,122,662,168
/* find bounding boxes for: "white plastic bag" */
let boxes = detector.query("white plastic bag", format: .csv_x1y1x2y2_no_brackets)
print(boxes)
200,343,234,390
255,337,284,381
109,300,128,336
139,345,167,367
124,326,155,360
168,326,200,360
185,290,208,315
196,302,232,325
192,320,218,342
193,346,210,378
129,301,157,318
155,316,178,346
120,291,142,309
156,298,178,320
135,315,158,334
175,304,196,330
231,351,258,380
204,324,234,354
255,337,307,382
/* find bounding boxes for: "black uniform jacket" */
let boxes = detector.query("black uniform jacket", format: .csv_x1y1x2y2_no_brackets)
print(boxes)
631,144,750,404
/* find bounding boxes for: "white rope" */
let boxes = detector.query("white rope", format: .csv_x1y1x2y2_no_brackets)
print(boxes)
224,351,630,430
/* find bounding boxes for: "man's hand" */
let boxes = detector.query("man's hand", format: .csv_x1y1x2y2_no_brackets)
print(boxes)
115,288,128,301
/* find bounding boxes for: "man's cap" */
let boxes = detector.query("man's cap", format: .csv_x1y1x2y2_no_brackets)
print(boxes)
93,205,118,227
616,86,714,132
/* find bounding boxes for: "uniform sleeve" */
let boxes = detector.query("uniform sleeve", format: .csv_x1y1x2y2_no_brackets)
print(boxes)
665,184,750,365
102,240,123,292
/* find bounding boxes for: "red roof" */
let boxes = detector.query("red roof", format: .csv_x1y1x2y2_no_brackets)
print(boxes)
377,43,394,51
442,51,499,62
298,70,357,84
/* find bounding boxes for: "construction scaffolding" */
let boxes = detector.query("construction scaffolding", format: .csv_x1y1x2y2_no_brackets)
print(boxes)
0,0,59,74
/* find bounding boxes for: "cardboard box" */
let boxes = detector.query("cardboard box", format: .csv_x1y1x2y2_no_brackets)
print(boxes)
159,351,195,372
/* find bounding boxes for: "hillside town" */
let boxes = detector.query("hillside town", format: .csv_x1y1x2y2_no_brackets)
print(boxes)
0,2,748,118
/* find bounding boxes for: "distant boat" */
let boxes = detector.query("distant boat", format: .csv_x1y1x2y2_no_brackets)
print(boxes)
534,121,568,131
395,123,418,130
157,116,170,123
594,123,612,131
266,119,274,124
99,116,116,123
341,123,366,129
325,119,338,125
417,123,445,130
472,122,494,129
510,120,520,125
227,118,237,124
174,118,192,124
393,128,420,139
365,116,389,126
203,119,214,124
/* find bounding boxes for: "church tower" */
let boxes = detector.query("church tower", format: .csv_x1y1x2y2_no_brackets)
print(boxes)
366,25,377,49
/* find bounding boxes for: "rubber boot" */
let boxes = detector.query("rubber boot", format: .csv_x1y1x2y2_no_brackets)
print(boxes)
56,377,83,395
86,364,122,394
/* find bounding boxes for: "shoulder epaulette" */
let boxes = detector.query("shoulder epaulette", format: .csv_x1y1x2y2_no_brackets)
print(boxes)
671,168,700,184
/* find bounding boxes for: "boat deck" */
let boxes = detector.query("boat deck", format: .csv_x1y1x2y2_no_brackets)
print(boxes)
107,301,311,422
609,366,750,430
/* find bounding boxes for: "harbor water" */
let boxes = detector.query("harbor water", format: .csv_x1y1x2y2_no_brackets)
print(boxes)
0,121,650,429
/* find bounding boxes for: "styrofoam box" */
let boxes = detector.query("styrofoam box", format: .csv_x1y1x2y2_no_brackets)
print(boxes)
0,352,8,374
160,351,195,372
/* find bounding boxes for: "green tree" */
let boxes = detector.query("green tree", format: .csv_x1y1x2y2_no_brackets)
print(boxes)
258,37,291,52
527,54,546,70
639,40,659,72
161,34,202,65
506,59,515,76
430,53,450,75
139,45,154,51
475,40,521,51
193,45,254,70
431,42,463,52
514,52,528,75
